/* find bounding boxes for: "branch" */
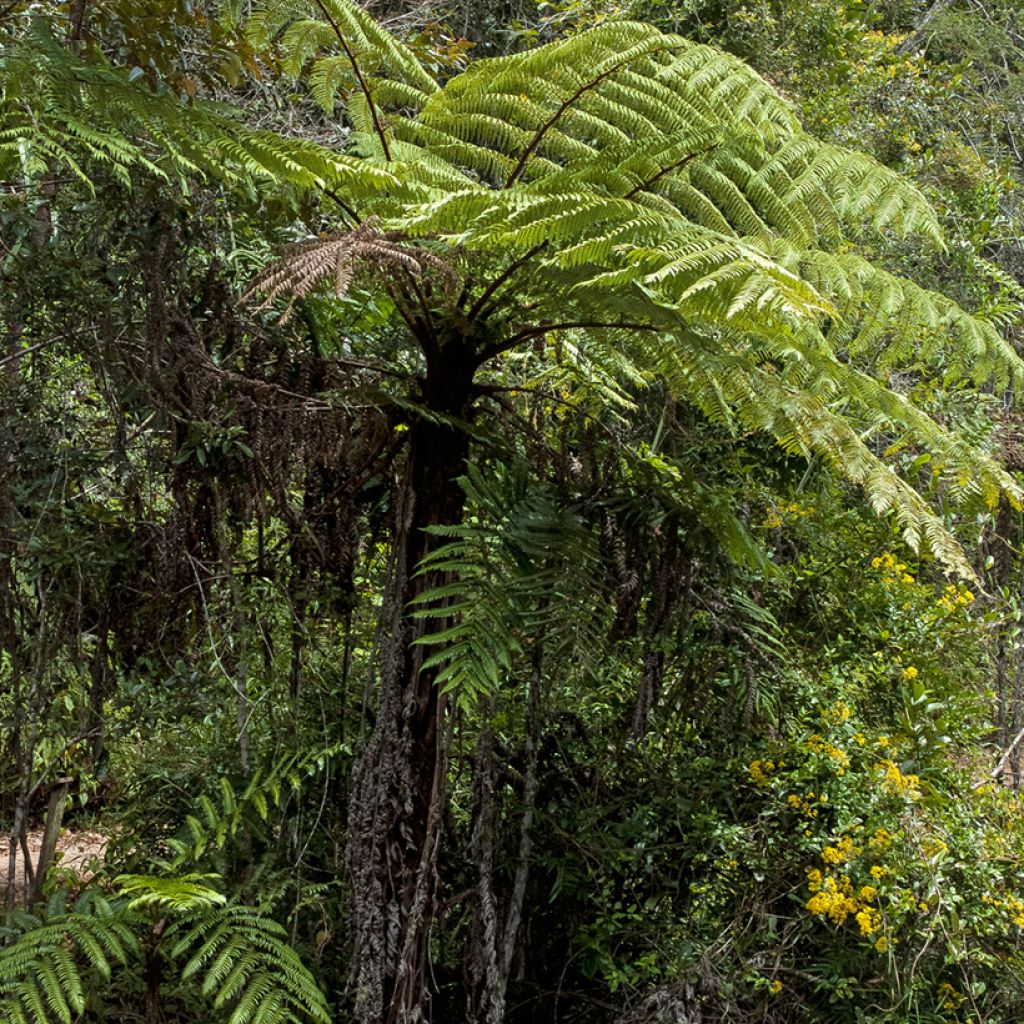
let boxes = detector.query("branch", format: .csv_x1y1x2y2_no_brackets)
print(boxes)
895,0,957,54
477,320,658,364
0,334,63,369
504,43,679,188
312,0,393,162
992,723,1024,780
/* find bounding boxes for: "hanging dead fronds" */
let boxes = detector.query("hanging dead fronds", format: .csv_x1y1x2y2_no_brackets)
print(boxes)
242,218,459,321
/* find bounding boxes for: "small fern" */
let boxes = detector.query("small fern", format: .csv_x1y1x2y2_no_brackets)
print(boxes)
166,746,343,868
0,876,331,1024
0,891,137,1024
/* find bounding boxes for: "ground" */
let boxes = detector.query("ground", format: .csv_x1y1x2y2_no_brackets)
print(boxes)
1,829,107,904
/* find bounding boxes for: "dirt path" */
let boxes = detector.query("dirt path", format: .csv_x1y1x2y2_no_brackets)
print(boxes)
1,829,108,904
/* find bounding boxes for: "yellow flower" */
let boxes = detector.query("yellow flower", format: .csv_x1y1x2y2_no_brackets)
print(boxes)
821,702,851,723
902,666,918,681
855,907,882,935
806,875,858,924
870,865,887,879
874,936,889,952
768,980,782,995
822,837,856,866
876,760,921,800
869,828,893,850
804,734,850,770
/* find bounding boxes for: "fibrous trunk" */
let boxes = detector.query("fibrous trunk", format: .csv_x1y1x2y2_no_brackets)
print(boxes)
348,340,475,1024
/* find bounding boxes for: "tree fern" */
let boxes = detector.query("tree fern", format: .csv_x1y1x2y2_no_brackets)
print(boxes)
236,3,1024,572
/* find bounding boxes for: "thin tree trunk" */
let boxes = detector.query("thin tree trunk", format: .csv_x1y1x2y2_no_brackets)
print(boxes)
29,778,71,905
468,649,543,1023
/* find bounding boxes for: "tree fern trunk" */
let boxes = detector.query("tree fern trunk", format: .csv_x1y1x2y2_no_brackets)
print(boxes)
348,337,475,1024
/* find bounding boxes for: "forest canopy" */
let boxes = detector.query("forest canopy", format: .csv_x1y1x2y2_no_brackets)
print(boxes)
4,2,1024,1023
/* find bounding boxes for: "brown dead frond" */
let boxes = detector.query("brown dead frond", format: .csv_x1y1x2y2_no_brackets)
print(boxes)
241,218,458,321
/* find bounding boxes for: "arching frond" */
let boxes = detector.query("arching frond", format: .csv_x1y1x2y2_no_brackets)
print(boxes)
412,466,612,705
0,20,394,197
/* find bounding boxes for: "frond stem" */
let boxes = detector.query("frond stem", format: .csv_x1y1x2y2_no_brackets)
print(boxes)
312,0,393,162
504,43,680,188
477,320,657,364
467,243,547,321
624,148,710,199
321,185,362,224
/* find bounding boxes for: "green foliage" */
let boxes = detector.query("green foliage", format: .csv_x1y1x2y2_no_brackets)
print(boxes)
0,892,137,1024
0,18,390,195
413,464,610,704
6,3,1024,1024
164,747,342,868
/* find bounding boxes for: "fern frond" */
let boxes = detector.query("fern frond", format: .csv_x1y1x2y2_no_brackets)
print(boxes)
413,467,612,704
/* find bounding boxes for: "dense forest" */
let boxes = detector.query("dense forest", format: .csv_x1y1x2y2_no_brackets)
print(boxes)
5,1,1024,1022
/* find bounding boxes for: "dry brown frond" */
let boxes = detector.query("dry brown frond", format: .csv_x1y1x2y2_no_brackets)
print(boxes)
241,218,458,321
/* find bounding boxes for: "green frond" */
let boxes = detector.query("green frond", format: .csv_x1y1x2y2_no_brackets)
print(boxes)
414,467,612,705
247,0,436,115
1,19,388,197
0,878,329,1024
116,874,227,912
0,895,134,1024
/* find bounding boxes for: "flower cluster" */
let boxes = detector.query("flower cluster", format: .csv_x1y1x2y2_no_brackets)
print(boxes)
936,583,975,614
982,892,1024,928
870,552,915,585
804,733,850,773
937,982,965,1013
821,836,857,865
869,827,893,850
786,791,825,818
748,759,776,786
805,870,883,935
876,760,921,800
820,701,852,724
762,500,812,529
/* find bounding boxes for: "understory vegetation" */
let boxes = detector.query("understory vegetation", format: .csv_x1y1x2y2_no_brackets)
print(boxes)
4,1,1024,1022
